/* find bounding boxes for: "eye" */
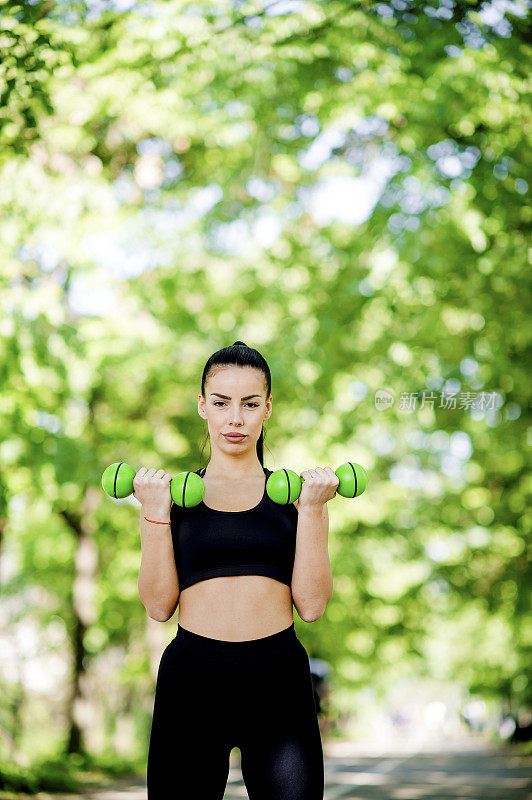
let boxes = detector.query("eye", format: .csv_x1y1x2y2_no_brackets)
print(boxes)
213,401,259,408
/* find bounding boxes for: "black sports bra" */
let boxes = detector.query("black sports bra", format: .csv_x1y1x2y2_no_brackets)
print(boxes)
170,466,298,592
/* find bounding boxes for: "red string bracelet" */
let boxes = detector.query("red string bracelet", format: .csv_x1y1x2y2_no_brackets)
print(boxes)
144,516,170,525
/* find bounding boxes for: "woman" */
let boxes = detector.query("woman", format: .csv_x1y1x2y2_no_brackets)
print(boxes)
136,342,337,799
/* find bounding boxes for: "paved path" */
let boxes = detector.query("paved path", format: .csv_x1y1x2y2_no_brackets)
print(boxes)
27,735,532,800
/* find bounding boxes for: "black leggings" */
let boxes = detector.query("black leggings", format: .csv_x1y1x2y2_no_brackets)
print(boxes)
147,622,324,799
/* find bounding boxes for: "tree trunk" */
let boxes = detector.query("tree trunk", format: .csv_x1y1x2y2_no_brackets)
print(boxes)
60,487,99,756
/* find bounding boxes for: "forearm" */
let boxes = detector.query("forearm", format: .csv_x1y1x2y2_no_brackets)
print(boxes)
291,503,333,621
138,506,179,620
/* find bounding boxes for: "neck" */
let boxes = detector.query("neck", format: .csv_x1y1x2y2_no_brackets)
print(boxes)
204,450,264,479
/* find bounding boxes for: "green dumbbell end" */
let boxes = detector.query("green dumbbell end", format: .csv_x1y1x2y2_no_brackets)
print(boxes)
101,462,137,498
266,468,302,505
335,462,368,498
170,471,206,508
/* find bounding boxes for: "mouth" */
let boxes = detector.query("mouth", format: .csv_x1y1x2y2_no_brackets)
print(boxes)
223,434,247,441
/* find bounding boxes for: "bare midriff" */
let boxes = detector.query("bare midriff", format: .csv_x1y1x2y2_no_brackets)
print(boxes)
177,576,294,641
176,472,295,642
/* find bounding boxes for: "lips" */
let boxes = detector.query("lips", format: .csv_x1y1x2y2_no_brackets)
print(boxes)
223,434,246,440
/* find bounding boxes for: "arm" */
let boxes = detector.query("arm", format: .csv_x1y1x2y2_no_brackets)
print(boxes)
138,505,180,622
291,498,333,623
290,466,337,621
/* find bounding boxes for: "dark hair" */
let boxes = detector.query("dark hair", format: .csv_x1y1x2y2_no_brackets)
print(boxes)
200,341,271,466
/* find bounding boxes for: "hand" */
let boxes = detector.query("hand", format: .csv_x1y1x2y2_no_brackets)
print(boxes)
133,467,172,516
298,467,339,510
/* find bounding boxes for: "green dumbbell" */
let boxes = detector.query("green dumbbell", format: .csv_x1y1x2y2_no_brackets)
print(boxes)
101,462,206,508
266,461,368,505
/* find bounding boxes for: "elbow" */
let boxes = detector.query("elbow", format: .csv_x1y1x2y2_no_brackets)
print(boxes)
144,599,179,622
299,605,326,623
139,582,180,622
148,608,171,622
299,594,332,623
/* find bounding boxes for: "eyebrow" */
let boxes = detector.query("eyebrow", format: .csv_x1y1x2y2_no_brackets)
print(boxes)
210,393,262,401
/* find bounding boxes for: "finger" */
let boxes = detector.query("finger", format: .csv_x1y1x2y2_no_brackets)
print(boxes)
322,466,339,482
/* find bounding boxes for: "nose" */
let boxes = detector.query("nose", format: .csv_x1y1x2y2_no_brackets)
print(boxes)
229,407,244,425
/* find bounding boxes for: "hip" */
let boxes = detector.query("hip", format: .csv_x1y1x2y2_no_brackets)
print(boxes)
156,621,314,716
158,620,310,674
152,622,320,741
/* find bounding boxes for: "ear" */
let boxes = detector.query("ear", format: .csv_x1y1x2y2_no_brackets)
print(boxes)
197,394,207,420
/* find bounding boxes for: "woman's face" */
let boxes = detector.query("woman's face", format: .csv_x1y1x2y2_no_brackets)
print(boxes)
198,366,272,454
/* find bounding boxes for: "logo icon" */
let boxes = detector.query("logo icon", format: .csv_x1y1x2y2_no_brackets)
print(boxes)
375,389,395,411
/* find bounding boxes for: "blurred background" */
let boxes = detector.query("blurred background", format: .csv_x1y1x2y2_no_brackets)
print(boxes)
0,0,530,797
